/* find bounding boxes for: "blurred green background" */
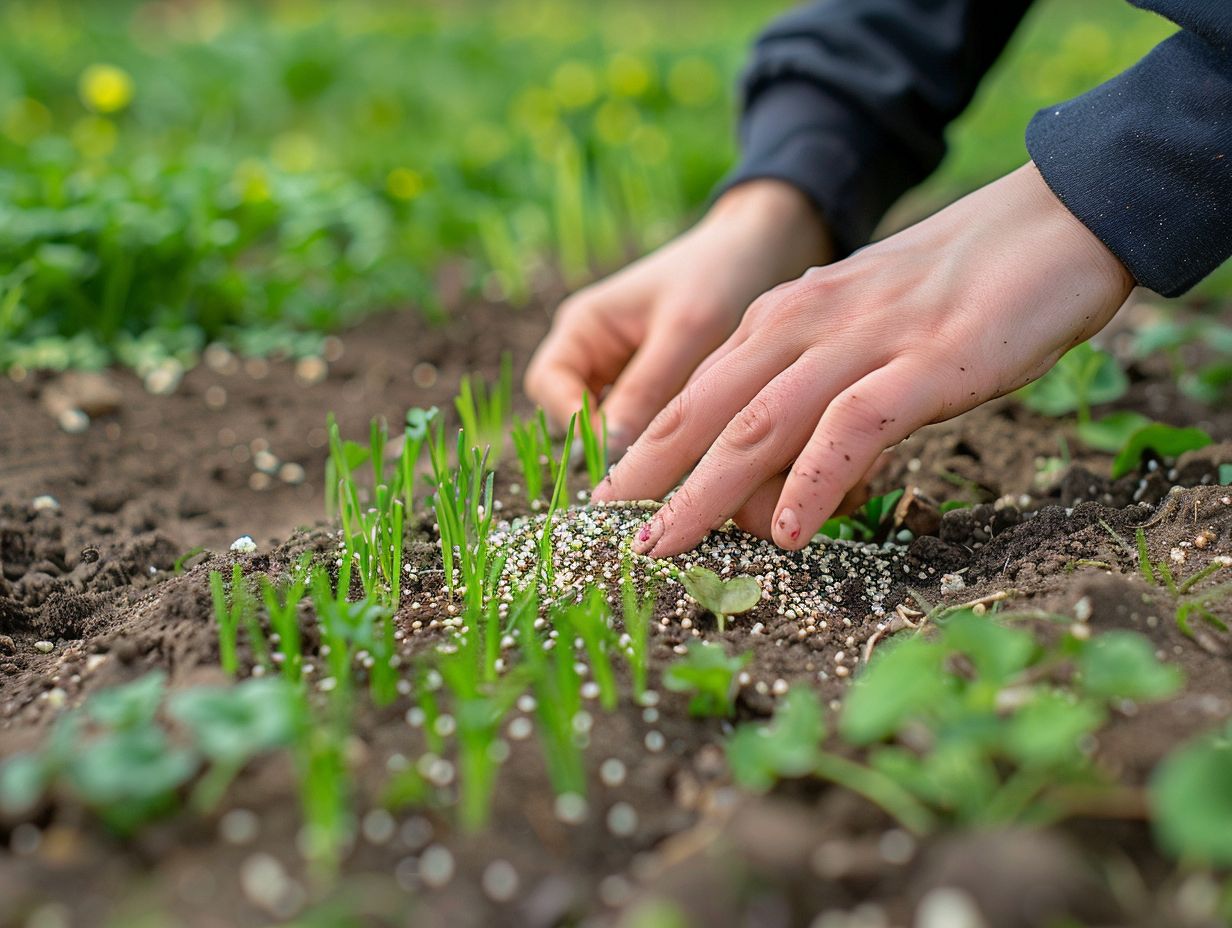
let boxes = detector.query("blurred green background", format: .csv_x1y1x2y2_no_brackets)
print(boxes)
0,0,1217,374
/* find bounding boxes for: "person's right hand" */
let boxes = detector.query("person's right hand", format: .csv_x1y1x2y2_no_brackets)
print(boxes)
524,179,832,457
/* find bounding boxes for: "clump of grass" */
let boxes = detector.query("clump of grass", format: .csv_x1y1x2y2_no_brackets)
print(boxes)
511,411,555,504
537,413,577,591
455,353,513,464
620,547,656,700
209,564,265,676
569,588,618,711
259,553,313,684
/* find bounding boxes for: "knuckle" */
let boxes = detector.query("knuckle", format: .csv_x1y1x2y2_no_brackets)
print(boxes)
724,397,776,452
643,394,686,444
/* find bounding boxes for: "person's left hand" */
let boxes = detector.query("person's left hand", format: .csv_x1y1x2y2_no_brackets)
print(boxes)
591,163,1135,557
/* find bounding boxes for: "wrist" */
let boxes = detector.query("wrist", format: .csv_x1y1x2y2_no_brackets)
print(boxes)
706,179,835,270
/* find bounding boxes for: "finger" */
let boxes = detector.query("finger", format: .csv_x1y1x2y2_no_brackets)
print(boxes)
631,343,886,557
525,304,630,430
601,313,728,458
686,324,750,389
590,334,798,505
772,361,938,549
730,463,878,540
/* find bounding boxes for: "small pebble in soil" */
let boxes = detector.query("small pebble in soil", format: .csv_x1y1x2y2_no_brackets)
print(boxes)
58,408,89,434
32,495,60,512
878,828,916,865
482,860,520,902
507,716,533,740
230,535,258,554
219,809,259,845
34,641,54,654
554,792,589,824
915,887,986,928
606,802,638,837
1073,596,1093,623
419,845,455,888
644,730,665,753
240,853,290,912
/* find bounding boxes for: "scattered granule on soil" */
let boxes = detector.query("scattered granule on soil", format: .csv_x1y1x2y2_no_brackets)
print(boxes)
407,502,908,627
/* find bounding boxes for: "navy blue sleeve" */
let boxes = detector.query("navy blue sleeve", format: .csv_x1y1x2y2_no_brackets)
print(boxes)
718,0,1034,257
1027,1,1232,297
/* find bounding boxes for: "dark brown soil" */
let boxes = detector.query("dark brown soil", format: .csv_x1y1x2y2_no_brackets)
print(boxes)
1,297,1231,928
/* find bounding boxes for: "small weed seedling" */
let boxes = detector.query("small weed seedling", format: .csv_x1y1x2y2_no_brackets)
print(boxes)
1135,526,1231,638
677,566,760,632
663,641,749,718
1109,423,1212,478
727,612,1182,833
1018,341,1128,426
819,488,905,542
1151,719,1232,867
455,353,513,464
168,677,302,812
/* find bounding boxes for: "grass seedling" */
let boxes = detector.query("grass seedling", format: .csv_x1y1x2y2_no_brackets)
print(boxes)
438,647,526,831
173,545,205,575
515,589,586,796
537,413,577,591
454,353,512,464
1137,527,1158,585
400,406,438,513
260,553,313,684
209,564,265,676
577,394,607,489
620,546,656,700
663,642,749,717
568,588,618,711
511,414,548,503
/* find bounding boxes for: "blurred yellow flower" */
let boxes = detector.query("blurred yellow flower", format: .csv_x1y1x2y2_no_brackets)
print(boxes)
79,64,134,114
386,167,425,201
667,57,720,108
606,53,652,98
552,61,599,110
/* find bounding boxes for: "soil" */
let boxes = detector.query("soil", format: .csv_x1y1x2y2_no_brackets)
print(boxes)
1,296,1231,928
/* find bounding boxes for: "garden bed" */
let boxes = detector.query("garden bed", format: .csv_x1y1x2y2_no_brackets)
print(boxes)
1,300,1230,928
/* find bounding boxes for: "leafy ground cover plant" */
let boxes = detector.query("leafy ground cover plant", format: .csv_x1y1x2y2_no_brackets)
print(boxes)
677,566,760,632
1018,342,1128,426
1151,720,1232,867
728,610,1182,832
818,488,905,542
663,641,749,717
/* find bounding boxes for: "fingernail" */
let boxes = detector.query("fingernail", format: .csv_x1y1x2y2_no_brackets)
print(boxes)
632,517,664,555
590,475,613,504
776,507,802,544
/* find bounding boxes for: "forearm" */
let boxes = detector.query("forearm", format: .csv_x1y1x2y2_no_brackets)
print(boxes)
1027,1,1232,296
719,0,1034,256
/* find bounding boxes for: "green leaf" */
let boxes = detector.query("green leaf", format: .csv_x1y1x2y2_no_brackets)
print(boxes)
663,642,748,718
405,405,438,441
1110,424,1212,479
87,671,167,730
840,637,947,744
1151,726,1232,865
1078,631,1182,702
1003,691,1105,768
0,753,49,815
1075,411,1152,453
940,611,1037,685
67,728,197,822
168,678,301,764
1221,464,1232,486
679,567,760,629
1018,343,1127,417
727,688,826,791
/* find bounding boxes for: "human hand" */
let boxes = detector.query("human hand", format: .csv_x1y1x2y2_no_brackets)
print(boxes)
524,179,831,456
592,163,1135,556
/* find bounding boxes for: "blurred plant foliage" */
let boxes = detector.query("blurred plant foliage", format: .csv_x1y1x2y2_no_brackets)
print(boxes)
0,0,1213,372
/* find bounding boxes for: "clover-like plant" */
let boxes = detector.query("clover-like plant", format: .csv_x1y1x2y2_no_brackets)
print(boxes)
678,566,760,632
663,641,749,718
